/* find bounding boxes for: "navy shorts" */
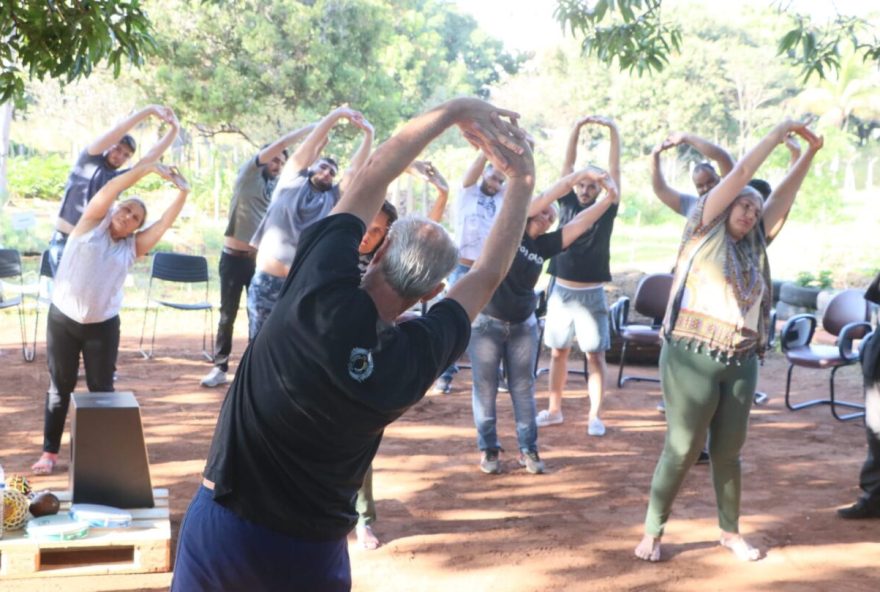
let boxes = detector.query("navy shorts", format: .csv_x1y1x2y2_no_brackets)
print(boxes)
172,486,351,591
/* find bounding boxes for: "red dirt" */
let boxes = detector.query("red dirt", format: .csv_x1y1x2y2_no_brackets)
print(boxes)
0,314,876,591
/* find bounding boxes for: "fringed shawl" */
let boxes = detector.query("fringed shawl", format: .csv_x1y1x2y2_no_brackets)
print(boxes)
663,195,772,363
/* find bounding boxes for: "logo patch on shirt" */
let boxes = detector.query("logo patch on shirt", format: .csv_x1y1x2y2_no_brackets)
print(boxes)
348,347,374,382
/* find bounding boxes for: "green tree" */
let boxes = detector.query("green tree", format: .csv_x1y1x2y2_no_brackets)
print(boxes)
139,0,523,149
0,0,155,104
554,0,880,82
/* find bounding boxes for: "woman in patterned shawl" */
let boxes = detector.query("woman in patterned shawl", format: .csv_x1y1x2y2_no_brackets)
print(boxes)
635,120,823,563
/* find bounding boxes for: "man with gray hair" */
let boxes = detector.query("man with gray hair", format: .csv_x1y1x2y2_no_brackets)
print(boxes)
172,96,535,591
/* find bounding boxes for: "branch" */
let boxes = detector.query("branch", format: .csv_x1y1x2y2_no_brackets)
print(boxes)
192,122,258,147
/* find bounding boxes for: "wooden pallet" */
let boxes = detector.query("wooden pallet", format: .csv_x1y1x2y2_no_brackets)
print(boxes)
0,488,170,579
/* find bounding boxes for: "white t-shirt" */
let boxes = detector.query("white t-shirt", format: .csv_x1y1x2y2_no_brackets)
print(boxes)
52,213,136,323
453,184,505,261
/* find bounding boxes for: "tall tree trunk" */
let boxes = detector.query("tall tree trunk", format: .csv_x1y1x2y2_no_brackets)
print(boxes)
0,101,12,209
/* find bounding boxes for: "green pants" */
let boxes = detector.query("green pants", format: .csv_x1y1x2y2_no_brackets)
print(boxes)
644,339,757,536
356,464,375,527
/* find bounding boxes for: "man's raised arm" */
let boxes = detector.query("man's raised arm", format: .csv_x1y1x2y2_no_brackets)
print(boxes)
287,106,364,173
673,131,735,176
87,104,174,156
331,98,525,226
461,152,488,188
650,141,688,213
257,123,317,166
339,118,374,194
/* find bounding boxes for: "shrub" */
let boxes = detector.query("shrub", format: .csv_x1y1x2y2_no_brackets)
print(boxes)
796,270,833,289
6,154,70,201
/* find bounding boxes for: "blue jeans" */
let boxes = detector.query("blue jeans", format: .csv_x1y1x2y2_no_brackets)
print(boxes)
440,263,471,381
468,313,539,453
246,271,285,340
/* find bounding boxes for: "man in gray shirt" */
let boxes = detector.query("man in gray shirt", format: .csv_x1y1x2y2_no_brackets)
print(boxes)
201,124,316,388
246,106,373,338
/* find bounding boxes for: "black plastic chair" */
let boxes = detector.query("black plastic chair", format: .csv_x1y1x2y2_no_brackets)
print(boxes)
0,248,32,361
27,250,55,362
609,273,673,388
781,289,871,421
138,252,213,360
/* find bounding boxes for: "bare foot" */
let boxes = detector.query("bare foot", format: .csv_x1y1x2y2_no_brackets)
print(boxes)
634,534,661,562
356,524,381,550
31,452,58,475
720,533,761,561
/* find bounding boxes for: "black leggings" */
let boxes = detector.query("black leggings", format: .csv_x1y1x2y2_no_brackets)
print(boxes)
43,304,120,453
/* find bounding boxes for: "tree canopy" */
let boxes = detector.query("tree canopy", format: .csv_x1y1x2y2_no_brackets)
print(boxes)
138,0,524,144
0,0,155,105
554,0,880,82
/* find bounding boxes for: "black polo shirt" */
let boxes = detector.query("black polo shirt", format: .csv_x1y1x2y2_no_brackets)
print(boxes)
204,213,470,540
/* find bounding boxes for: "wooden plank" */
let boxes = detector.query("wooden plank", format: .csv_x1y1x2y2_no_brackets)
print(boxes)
0,488,171,579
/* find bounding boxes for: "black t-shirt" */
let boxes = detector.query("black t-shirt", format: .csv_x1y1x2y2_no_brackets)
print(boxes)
547,191,617,283
203,213,470,540
57,150,127,227
484,229,564,323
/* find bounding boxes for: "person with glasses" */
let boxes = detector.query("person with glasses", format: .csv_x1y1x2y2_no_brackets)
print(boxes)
246,106,373,338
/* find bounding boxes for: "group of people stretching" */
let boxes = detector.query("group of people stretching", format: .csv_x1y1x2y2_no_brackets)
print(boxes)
25,95,878,591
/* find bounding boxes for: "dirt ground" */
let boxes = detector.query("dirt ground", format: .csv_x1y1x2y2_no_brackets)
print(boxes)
0,312,877,592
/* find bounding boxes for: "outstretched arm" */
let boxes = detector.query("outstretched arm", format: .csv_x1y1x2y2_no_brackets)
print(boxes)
650,142,688,213
596,117,621,192
461,152,488,188
560,176,619,249
73,162,163,237
784,135,802,171
134,108,180,166
562,117,587,176
447,118,535,320
135,167,191,256
410,161,450,222
762,131,823,242
332,98,524,224
257,123,317,166
287,106,365,173
527,166,606,217
702,120,815,225
87,104,172,156
339,118,374,194
672,131,735,176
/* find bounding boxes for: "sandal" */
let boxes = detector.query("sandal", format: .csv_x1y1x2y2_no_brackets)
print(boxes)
31,454,57,475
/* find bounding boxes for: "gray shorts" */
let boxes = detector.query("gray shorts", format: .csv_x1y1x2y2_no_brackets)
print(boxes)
543,284,610,353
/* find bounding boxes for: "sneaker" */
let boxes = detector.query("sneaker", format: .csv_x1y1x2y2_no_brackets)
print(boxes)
837,499,880,519
201,367,228,388
587,417,606,437
480,449,501,474
518,450,545,474
432,375,452,394
696,449,710,464
535,409,564,427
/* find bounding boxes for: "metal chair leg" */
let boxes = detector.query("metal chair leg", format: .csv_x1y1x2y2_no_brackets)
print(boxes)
20,303,35,362
617,341,627,388
829,365,866,421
